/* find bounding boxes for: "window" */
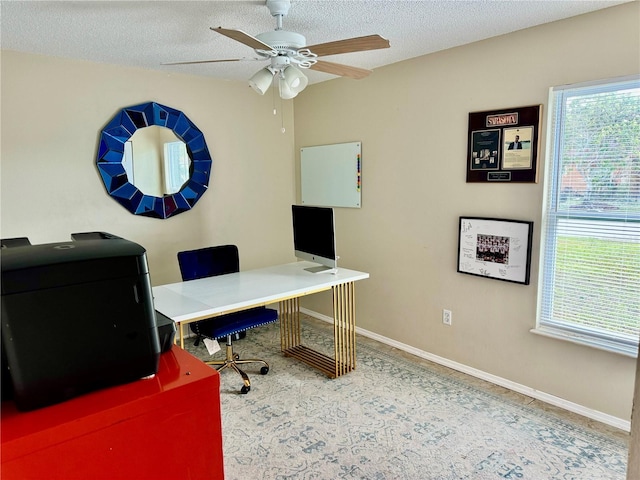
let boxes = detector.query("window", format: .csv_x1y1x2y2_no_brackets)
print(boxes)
163,141,190,194
536,76,640,357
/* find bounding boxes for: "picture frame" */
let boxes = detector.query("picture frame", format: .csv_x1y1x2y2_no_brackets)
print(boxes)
466,105,542,183
457,216,533,285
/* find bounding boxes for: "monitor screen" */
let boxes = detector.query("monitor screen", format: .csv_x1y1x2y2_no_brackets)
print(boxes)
292,205,337,272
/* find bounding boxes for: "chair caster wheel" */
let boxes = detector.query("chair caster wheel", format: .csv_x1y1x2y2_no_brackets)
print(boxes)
260,366,269,375
234,354,240,361
240,385,250,394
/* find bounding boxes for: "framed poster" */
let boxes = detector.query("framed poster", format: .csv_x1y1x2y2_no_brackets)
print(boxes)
457,216,533,285
466,105,541,183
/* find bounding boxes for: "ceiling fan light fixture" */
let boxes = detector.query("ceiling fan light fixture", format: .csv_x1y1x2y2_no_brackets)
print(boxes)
278,77,296,99
280,65,308,99
248,67,275,95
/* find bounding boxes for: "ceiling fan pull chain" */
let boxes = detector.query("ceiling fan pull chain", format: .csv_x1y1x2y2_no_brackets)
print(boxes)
280,101,286,134
272,83,278,116
277,88,285,133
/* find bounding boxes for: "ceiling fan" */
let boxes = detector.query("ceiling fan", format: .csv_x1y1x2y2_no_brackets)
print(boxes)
164,0,390,99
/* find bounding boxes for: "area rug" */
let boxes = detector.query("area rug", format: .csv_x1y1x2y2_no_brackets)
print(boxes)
185,320,628,480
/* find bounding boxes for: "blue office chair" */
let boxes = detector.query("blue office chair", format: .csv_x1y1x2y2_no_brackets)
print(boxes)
177,245,278,394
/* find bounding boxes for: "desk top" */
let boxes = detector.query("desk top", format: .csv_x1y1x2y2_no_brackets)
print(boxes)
152,261,369,322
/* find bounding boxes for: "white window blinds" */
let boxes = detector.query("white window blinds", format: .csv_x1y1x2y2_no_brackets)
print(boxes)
537,76,640,357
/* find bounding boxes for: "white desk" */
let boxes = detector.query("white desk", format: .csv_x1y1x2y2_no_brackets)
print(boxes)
152,261,369,378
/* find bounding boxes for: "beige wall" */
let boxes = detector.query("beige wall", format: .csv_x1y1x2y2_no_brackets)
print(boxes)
0,51,297,285
294,3,639,422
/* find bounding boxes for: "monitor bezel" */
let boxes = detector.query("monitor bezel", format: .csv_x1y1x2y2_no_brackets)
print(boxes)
292,205,338,270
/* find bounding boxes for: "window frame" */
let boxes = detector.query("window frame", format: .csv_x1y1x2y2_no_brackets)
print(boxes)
535,75,640,358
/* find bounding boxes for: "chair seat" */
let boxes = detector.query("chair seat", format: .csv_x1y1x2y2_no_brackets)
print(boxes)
178,245,278,393
190,307,278,340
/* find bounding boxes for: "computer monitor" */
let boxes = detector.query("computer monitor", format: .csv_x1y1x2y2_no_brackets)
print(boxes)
292,205,338,273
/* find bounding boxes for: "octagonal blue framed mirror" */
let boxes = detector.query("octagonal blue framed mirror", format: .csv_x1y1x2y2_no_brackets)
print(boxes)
96,102,212,219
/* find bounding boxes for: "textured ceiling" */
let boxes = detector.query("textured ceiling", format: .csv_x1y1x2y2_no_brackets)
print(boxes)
0,0,630,85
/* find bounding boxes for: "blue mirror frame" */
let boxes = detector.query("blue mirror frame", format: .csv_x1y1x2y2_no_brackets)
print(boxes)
96,102,212,219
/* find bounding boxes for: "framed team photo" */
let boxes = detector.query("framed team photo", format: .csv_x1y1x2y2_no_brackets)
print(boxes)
457,216,533,285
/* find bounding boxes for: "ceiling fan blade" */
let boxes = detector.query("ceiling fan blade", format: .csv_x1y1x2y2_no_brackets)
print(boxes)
305,34,390,57
211,27,275,52
162,58,261,66
310,61,372,80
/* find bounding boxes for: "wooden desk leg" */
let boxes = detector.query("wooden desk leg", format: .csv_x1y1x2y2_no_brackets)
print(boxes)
280,297,301,351
179,322,184,349
333,282,356,377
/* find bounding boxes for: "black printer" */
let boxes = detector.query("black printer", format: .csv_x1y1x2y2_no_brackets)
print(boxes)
1,232,163,411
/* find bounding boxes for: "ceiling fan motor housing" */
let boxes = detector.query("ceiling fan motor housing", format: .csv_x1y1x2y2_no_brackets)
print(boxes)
256,30,306,52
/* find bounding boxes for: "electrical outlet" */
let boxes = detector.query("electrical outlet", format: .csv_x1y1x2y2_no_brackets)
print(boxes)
442,309,452,326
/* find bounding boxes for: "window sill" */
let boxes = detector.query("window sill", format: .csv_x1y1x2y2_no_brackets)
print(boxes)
530,326,638,358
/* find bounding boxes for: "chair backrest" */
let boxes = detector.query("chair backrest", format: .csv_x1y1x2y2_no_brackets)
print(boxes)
177,245,239,281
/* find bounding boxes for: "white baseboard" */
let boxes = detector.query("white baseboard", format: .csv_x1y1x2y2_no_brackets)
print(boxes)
300,308,631,432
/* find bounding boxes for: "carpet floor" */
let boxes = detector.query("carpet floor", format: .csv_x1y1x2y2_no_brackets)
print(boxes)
184,316,629,480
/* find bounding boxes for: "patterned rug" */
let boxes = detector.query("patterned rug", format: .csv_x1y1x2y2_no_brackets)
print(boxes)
184,319,628,480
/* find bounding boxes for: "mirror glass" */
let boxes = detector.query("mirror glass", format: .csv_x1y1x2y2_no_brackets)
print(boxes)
123,126,191,197
96,102,212,219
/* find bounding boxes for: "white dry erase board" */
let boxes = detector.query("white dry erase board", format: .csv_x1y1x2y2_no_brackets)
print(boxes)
300,142,361,208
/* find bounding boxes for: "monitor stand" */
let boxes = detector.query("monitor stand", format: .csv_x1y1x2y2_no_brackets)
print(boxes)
304,265,337,274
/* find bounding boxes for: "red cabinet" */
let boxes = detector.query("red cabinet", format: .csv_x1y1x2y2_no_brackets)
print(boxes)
1,347,224,480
